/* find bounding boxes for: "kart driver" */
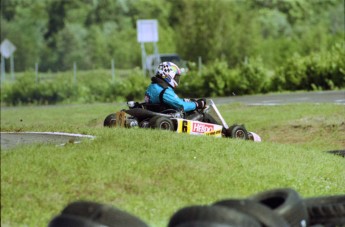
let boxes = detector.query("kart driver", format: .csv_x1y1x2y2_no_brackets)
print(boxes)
145,62,206,112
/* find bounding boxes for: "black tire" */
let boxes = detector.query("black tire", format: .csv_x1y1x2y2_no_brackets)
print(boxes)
229,124,249,140
213,199,290,227
172,223,237,227
61,201,148,227
327,149,345,157
48,214,104,227
249,188,309,227
167,205,261,227
149,116,175,131
139,119,150,128
103,113,116,127
305,195,345,226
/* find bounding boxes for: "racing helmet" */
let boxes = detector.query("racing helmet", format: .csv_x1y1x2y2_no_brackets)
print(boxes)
155,62,181,88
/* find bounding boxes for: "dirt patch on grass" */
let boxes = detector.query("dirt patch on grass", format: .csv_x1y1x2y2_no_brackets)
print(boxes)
260,117,345,148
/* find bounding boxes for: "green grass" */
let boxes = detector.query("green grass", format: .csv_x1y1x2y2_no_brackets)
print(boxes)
1,102,344,227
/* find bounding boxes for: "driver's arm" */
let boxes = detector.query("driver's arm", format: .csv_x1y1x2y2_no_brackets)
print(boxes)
162,88,197,112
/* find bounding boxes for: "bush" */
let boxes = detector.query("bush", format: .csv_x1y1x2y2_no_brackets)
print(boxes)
201,60,232,97
179,59,269,97
103,68,149,102
1,69,150,105
1,43,344,106
178,62,206,98
272,42,345,91
237,57,269,94
272,53,307,91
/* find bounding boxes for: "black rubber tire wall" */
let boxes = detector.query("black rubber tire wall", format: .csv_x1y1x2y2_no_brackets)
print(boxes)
60,201,149,227
305,195,345,226
48,214,104,227
213,199,290,227
249,188,309,227
167,205,261,227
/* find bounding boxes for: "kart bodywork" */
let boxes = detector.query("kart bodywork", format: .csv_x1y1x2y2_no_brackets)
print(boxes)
104,99,261,141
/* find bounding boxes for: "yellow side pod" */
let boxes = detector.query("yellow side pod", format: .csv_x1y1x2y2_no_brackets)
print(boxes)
175,119,222,138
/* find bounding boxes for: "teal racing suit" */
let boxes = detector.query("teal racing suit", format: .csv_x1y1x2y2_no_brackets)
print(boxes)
145,77,196,112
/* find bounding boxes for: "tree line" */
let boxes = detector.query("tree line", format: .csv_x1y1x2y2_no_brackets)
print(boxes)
1,0,344,72
1,0,344,106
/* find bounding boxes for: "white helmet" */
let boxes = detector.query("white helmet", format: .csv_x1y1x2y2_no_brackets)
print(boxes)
155,62,181,88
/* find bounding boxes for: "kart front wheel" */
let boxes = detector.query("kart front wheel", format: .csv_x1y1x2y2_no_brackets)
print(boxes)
149,116,174,131
229,124,249,140
104,113,116,127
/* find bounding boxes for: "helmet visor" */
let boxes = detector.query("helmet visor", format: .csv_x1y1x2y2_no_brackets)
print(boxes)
170,64,181,76
170,64,181,84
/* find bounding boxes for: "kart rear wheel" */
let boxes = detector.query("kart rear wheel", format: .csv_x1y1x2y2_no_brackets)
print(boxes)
104,113,116,127
149,116,174,131
229,124,249,140
139,120,150,128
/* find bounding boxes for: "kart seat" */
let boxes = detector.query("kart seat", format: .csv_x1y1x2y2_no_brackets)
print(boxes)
143,103,172,113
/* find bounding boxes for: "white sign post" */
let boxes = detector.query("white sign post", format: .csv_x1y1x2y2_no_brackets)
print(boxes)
137,20,159,76
1,39,17,81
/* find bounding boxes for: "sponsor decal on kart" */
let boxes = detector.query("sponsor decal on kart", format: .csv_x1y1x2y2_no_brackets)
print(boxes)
175,119,222,137
205,129,222,136
192,122,214,133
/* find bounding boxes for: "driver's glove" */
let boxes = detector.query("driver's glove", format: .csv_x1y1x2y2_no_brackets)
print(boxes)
195,98,206,109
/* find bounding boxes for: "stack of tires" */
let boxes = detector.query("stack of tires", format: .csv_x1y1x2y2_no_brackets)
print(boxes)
48,188,345,227
168,188,345,227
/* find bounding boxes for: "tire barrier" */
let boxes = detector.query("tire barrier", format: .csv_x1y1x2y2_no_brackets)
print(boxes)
327,150,345,158
48,188,345,227
48,201,148,227
305,195,345,226
247,188,309,227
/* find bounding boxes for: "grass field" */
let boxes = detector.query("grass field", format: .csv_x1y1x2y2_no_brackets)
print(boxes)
1,101,344,227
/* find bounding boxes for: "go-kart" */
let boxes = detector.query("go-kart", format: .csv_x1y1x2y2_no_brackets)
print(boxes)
104,99,261,141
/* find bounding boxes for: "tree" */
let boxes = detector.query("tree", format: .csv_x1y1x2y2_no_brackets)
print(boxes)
1,0,48,71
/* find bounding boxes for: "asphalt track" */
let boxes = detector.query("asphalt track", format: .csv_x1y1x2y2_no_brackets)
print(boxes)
0,132,95,150
213,90,345,105
1,90,344,150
